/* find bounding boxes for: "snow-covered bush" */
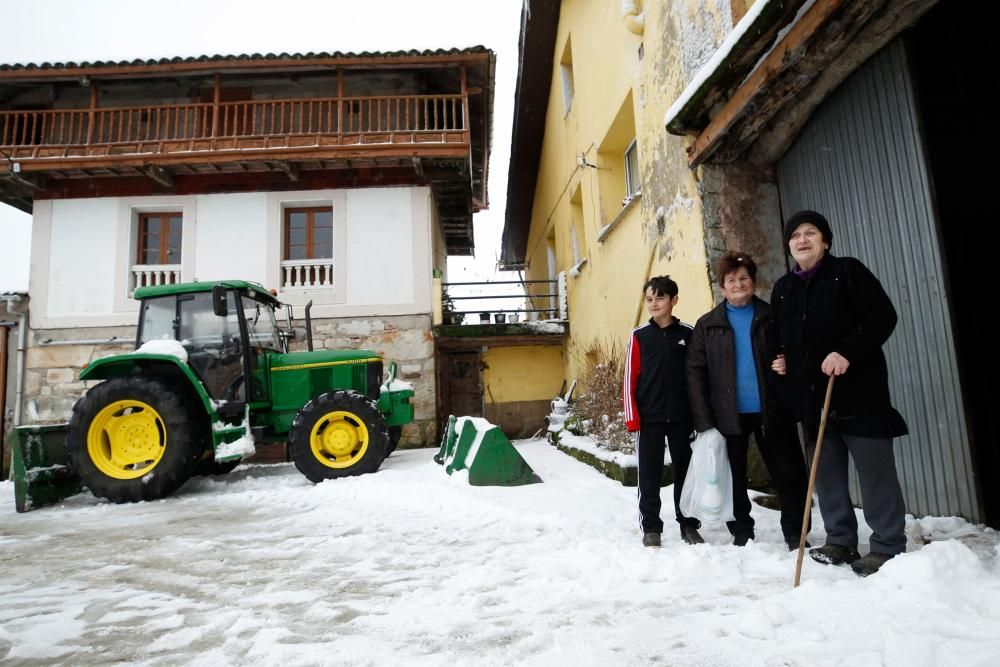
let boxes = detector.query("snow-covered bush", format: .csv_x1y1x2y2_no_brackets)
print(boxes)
573,339,633,454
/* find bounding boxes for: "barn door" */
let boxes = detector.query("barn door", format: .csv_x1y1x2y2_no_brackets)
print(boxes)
777,38,977,521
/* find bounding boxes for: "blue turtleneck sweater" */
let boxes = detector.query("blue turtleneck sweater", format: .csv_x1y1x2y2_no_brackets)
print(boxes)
725,301,761,414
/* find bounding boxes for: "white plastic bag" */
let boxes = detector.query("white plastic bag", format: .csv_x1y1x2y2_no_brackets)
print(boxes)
679,428,735,523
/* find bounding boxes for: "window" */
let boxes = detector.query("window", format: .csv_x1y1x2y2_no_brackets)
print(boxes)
624,139,640,198
282,205,334,288
560,38,575,117
284,206,333,260
137,212,182,265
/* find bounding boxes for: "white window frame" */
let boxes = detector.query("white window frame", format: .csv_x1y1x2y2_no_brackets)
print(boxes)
624,139,641,198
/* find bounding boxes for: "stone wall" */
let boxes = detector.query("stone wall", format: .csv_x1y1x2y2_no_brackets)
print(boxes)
19,313,437,448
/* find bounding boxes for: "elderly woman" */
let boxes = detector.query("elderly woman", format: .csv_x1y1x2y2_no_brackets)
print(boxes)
770,210,908,577
686,252,809,549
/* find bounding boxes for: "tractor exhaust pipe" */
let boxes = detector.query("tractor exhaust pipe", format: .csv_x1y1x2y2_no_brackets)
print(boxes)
304,300,314,352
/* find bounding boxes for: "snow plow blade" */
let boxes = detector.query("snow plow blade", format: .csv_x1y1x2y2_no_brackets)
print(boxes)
11,423,82,512
435,415,541,486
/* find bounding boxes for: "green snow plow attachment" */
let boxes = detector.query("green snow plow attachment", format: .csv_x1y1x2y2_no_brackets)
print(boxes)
435,415,541,486
11,279,414,511
10,424,80,512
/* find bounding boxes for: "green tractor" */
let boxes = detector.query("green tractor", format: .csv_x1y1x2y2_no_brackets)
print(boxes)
14,279,414,508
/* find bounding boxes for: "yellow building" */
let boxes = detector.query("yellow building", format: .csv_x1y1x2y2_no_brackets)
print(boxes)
502,1,755,382
502,0,998,526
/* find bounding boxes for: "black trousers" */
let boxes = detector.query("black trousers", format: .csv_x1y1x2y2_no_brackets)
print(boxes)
725,413,810,540
636,421,697,534
722,414,757,538
759,419,810,541
805,423,906,555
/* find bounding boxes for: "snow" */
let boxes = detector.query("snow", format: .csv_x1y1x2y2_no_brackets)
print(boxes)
380,378,414,393
664,0,771,129
2,440,999,665
213,433,256,460
133,339,189,363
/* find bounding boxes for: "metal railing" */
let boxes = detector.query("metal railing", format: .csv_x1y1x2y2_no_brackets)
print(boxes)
0,93,467,151
442,274,567,324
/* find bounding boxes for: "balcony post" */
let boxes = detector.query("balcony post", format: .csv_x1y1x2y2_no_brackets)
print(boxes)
85,84,98,145
211,73,221,140
337,68,344,141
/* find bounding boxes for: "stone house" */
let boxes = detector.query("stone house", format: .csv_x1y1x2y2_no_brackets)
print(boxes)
0,47,495,455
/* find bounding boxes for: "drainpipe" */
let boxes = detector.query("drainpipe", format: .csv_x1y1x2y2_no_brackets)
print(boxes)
622,0,645,35
1,295,26,426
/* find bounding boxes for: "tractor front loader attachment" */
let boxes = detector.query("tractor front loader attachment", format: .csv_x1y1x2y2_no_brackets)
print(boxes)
10,423,81,512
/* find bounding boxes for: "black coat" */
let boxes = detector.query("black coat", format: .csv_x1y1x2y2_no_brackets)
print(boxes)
770,254,905,434
686,296,779,436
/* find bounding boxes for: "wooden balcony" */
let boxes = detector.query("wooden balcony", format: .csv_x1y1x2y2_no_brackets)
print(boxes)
0,93,470,171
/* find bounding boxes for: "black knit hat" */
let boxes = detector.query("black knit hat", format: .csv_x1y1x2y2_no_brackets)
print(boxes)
783,210,833,250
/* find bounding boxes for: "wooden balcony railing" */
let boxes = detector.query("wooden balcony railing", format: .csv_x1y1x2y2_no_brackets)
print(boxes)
0,94,468,154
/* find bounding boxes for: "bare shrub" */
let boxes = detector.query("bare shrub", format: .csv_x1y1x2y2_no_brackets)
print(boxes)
572,339,633,453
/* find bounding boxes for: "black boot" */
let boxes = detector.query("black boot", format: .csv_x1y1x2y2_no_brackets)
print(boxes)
680,526,704,545
809,544,861,565
642,532,661,548
851,552,896,577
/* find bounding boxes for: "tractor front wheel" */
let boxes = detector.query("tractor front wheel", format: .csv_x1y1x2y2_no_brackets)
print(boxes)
289,391,387,483
67,376,202,503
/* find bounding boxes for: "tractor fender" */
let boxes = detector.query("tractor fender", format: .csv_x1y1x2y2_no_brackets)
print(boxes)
79,354,216,416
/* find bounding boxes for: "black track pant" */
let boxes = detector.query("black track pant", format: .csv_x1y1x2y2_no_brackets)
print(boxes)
636,421,697,534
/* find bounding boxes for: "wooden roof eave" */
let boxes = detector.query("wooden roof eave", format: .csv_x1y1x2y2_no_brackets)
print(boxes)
0,52,494,83
664,0,810,136
670,0,940,168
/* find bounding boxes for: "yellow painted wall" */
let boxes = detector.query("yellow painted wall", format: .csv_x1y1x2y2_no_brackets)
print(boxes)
482,345,564,403
522,0,737,386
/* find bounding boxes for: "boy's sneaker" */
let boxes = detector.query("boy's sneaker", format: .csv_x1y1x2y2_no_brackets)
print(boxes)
680,526,704,545
732,533,755,547
642,532,661,548
809,544,861,565
851,552,896,577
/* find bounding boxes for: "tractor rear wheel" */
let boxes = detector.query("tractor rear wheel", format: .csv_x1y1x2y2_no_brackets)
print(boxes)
289,390,387,483
67,376,202,503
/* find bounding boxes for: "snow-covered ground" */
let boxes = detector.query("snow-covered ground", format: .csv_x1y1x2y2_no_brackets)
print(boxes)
2,439,999,666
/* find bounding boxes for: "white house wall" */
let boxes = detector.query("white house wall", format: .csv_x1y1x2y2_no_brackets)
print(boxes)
194,193,268,284
29,186,436,328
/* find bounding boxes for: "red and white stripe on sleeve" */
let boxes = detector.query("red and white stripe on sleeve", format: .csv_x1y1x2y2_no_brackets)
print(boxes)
623,331,642,432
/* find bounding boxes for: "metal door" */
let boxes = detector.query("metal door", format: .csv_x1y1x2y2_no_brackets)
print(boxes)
777,39,977,521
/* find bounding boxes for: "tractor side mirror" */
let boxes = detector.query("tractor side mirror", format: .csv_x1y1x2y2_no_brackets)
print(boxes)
212,285,228,317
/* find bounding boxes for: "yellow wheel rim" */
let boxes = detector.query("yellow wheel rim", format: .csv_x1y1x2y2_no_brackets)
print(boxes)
87,399,166,480
309,410,369,469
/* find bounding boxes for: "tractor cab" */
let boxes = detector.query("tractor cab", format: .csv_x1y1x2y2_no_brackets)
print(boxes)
135,281,285,411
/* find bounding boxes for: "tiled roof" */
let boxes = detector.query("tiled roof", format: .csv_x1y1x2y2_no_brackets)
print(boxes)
0,46,490,73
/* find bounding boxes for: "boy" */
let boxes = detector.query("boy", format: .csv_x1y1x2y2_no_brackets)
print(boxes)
623,275,700,547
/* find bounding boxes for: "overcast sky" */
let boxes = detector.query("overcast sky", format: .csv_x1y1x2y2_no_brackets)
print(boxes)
0,0,521,292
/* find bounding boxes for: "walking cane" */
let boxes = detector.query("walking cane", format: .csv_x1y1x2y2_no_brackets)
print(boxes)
793,374,836,588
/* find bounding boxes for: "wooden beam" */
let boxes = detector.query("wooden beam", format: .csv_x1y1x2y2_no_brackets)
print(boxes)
687,0,845,168
4,170,45,190
274,160,299,181
142,164,174,187
9,143,469,172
